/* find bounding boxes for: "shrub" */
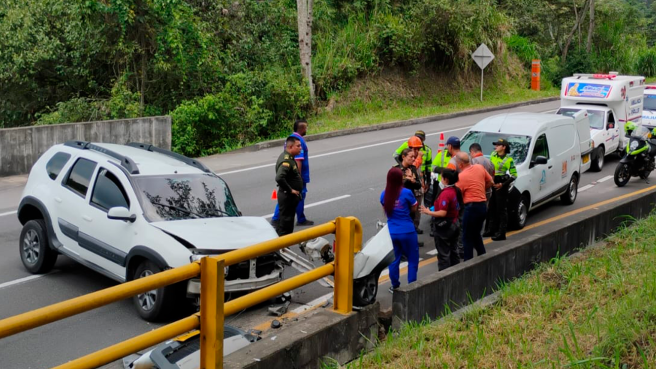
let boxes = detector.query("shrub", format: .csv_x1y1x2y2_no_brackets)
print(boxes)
636,47,656,77
505,35,539,67
35,98,109,125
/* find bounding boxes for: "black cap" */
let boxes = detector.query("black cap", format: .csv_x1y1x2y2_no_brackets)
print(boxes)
493,138,509,147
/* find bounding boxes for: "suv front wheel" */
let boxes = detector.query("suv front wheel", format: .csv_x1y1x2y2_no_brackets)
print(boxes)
132,260,184,322
19,219,58,274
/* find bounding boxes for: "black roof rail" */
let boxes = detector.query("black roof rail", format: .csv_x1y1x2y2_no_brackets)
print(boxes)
126,142,211,173
64,141,140,174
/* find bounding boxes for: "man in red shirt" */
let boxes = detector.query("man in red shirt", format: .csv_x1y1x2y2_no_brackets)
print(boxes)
455,152,493,261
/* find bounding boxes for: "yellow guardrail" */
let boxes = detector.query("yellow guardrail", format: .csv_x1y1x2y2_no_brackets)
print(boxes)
0,216,362,369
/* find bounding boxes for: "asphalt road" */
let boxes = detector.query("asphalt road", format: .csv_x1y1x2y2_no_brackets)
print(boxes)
1,99,654,368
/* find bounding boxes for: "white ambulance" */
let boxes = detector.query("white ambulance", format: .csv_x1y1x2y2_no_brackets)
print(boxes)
643,85,656,129
556,73,646,171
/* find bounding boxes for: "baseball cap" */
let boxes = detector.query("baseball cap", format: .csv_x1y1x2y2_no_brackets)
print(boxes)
446,136,460,146
493,138,509,146
414,130,426,140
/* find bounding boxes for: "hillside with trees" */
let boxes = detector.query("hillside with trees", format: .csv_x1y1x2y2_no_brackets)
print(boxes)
1,0,655,155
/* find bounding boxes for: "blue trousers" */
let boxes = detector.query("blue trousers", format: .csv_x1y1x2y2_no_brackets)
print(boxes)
272,184,307,223
388,231,419,288
462,202,487,261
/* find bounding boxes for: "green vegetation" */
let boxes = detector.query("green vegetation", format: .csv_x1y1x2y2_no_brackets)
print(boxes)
1,0,656,156
325,214,656,368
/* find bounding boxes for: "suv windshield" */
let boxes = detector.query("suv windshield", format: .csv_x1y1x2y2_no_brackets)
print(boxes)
460,131,531,164
558,108,604,129
645,94,656,111
134,174,239,222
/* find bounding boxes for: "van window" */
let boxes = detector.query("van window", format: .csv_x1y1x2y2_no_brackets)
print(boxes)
46,152,71,180
64,158,97,197
91,168,130,211
532,134,550,162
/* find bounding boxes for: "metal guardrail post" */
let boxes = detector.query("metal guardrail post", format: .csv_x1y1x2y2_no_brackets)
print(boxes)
201,257,224,369
333,217,354,314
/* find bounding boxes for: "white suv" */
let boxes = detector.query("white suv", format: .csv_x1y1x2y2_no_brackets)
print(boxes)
17,141,283,321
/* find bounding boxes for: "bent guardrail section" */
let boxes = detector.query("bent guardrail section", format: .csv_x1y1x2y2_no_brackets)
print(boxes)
0,216,362,369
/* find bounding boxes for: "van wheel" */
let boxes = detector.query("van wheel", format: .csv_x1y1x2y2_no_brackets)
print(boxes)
353,272,379,307
561,175,578,205
19,219,58,274
513,195,529,230
591,147,604,172
132,260,183,322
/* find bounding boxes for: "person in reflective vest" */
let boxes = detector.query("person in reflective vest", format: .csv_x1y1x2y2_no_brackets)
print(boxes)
394,130,433,187
484,138,517,241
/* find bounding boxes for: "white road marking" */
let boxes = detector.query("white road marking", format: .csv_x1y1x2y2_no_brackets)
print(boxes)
261,195,351,219
578,184,595,192
215,126,472,176
0,210,17,217
0,273,56,290
597,175,614,183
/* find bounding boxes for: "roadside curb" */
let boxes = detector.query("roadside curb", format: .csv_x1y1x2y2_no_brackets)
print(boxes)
236,96,559,152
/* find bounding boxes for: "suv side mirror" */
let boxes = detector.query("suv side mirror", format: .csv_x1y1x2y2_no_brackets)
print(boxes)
108,207,136,223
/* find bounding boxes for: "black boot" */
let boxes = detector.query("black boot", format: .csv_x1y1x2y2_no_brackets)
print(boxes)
491,233,506,241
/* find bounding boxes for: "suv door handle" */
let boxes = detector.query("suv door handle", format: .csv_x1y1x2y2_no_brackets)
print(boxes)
83,216,92,222
548,165,553,169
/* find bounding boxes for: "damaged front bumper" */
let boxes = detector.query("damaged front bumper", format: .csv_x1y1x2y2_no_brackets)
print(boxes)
187,254,284,295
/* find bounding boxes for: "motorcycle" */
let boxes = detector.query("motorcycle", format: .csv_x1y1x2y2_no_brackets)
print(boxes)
614,125,656,187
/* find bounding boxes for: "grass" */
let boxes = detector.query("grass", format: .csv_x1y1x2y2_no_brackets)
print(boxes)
323,214,656,368
309,76,559,135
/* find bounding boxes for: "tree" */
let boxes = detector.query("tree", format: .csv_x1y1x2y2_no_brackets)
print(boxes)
587,0,594,53
297,0,315,105
562,0,589,62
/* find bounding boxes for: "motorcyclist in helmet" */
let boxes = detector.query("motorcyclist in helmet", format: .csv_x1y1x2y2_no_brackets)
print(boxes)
625,121,637,137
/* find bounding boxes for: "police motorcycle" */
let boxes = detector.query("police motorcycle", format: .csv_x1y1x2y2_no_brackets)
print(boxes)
614,123,656,187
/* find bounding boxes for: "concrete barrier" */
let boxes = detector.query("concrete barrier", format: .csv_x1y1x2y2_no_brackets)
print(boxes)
224,303,380,369
0,116,171,176
392,187,656,327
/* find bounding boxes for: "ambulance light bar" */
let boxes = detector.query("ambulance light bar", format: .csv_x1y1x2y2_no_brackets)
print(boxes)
592,74,617,79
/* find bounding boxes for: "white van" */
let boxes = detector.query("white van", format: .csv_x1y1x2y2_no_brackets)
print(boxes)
643,85,656,129
460,111,592,229
557,73,646,171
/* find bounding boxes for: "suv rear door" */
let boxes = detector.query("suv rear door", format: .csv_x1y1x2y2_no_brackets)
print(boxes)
55,157,98,259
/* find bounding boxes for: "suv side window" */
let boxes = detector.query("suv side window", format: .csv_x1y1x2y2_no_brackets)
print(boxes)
532,134,550,161
91,168,130,211
46,152,71,180
64,158,97,197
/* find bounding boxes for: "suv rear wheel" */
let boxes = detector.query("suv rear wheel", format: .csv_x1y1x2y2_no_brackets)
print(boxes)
132,260,183,322
19,219,58,273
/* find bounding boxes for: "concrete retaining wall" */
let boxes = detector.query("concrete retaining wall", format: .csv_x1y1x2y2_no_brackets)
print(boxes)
0,116,171,176
224,303,380,369
392,188,656,326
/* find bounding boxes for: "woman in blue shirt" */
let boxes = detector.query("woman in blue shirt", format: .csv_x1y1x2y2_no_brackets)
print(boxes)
380,167,419,293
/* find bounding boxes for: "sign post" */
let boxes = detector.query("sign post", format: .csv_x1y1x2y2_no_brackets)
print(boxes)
471,44,495,101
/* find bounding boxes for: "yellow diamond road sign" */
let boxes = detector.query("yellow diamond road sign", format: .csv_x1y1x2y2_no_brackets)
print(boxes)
472,43,495,70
